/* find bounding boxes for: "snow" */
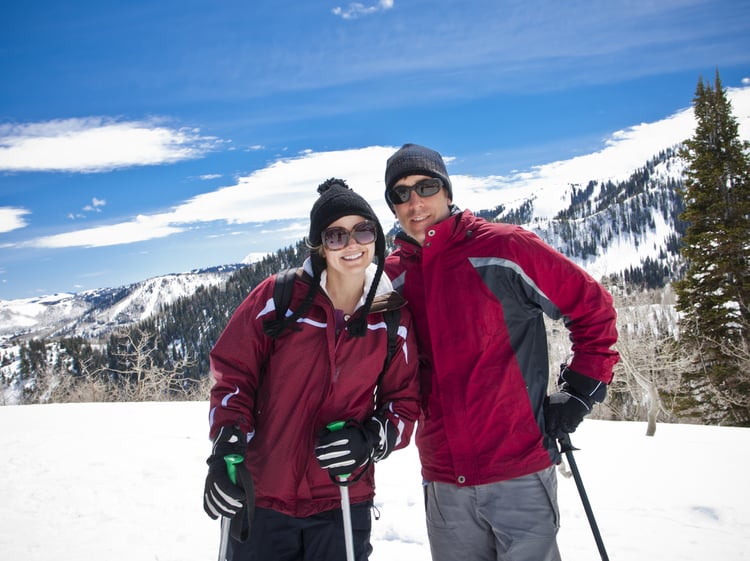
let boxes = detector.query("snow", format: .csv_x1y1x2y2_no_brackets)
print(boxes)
0,293,81,330
1,401,748,560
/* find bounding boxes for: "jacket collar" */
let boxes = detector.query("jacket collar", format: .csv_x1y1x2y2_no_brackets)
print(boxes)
394,205,468,250
302,257,395,311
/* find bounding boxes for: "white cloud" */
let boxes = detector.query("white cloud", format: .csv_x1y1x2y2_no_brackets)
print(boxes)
0,207,30,233
333,0,393,19
0,117,222,173
17,146,396,249
13,86,750,251
82,198,106,213
743,77,750,86
27,214,186,249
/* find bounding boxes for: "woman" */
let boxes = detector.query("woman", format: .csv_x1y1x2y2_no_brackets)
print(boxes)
203,178,420,561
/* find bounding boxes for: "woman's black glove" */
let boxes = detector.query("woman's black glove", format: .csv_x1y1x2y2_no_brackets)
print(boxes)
315,419,382,479
203,425,248,520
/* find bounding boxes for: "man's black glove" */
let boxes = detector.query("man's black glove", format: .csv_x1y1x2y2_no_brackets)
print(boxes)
544,367,607,440
315,415,397,479
203,425,248,520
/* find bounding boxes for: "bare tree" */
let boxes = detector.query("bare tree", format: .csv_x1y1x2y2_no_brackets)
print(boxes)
547,286,689,435
606,287,688,435
29,349,114,404
108,327,197,401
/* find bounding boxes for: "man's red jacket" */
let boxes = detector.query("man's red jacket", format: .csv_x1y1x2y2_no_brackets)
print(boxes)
385,209,619,486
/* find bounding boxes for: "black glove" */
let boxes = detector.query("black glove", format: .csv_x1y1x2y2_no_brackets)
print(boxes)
368,414,399,462
203,425,248,520
544,367,607,440
315,419,382,479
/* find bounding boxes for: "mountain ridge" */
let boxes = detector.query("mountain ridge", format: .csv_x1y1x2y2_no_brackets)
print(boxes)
0,265,244,341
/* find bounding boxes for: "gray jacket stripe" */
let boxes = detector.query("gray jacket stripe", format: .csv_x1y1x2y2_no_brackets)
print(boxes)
391,271,406,292
468,256,563,321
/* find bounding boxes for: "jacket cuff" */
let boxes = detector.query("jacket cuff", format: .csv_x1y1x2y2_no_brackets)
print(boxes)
559,366,607,403
368,414,399,462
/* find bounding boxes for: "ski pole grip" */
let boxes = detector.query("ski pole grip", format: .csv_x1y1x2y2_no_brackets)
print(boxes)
327,420,346,432
223,454,244,485
326,421,350,481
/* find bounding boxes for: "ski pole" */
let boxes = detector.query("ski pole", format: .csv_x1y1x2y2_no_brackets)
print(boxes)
327,421,355,561
558,433,609,561
217,453,244,561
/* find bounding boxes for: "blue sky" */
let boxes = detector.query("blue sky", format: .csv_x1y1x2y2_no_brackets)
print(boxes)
1,0,749,301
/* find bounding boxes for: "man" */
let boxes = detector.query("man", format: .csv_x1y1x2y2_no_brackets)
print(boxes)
382,143,619,561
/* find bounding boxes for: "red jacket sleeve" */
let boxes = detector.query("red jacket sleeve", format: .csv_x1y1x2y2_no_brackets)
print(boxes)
207,276,275,440
513,227,620,383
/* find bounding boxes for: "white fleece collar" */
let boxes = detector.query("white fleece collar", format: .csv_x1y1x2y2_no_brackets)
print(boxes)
301,257,392,311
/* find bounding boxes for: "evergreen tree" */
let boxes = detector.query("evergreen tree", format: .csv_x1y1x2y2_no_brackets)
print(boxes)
674,70,750,425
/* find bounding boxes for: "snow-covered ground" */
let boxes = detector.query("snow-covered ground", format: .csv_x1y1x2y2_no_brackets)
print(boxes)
1,401,748,560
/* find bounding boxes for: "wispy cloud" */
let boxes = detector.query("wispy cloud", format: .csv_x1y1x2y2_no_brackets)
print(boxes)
0,117,223,173
312,1,746,101
332,0,393,20
166,146,397,229
0,207,31,233
11,86,750,251
83,198,106,213
28,215,187,248
16,146,397,249
68,197,107,220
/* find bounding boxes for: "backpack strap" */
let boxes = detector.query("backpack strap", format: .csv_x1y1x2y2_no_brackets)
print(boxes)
373,307,401,408
272,267,299,322
262,267,300,338
383,308,401,371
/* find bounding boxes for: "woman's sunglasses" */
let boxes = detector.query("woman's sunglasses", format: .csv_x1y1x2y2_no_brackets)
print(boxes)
387,177,444,205
322,220,377,251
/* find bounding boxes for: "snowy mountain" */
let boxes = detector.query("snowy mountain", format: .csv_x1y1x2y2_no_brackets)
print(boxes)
451,86,748,282
0,264,242,341
499,146,686,285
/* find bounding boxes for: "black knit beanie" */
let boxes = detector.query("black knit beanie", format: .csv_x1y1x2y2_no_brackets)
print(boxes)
308,178,380,247
384,143,453,211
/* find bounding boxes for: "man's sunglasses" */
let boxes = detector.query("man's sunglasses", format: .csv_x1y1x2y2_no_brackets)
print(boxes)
387,177,444,205
322,220,378,251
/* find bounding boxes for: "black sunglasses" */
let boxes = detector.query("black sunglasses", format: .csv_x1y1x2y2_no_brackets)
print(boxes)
387,177,444,205
322,220,377,250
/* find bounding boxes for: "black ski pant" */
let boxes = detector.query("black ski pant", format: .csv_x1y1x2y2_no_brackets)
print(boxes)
227,501,373,561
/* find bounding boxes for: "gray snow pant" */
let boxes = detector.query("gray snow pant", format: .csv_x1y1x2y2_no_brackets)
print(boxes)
424,466,562,561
